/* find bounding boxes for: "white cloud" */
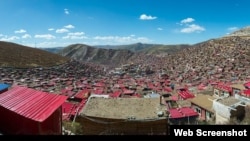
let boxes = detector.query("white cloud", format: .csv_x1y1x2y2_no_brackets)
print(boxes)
0,36,20,41
157,27,163,31
139,14,157,20
68,32,85,36
14,29,26,34
34,34,56,40
63,36,87,40
62,32,87,39
22,34,32,39
64,8,69,15
228,27,238,31
181,18,195,24
93,35,152,44
178,18,205,33
180,24,205,33
48,28,55,31
56,28,69,33
35,41,77,48
64,24,75,29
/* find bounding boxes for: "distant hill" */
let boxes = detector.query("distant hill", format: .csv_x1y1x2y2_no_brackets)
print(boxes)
0,41,69,68
1,26,250,85
39,47,65,54
227,26,250,37
59,42,192,67
95,42,190,55
140,44,191,55
58,44,134,66
95,43,155,52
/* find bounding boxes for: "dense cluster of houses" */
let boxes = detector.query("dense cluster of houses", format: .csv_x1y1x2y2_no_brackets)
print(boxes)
127,36,250,86
1,36,250,134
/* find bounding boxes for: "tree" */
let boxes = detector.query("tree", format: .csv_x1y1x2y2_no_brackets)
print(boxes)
241,105,250,125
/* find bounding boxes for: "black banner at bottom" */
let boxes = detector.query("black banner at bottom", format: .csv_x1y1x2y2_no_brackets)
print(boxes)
169,125,250,137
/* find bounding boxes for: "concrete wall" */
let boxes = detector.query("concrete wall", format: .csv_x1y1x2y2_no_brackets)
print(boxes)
235,94,250,104
215,113,228,124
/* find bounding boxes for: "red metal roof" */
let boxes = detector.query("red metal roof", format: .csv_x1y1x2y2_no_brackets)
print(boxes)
244,82,250,88
92,89,103,94
0,86,67,122
163,87,172,92
62,102,78,120
110,91,122,98
169,107,198,119
114,84,125,88
74,89,89,99
62,102,76,114
242,89,250,97
169,108,184,119
197,83,207,90
179,107,198,117
178,90,195,99
171,95,178,101
123,89,134,94
94,82,105,87
214,83,232,93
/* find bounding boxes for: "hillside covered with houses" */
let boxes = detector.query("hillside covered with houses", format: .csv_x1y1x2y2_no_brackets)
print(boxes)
1,27,250,135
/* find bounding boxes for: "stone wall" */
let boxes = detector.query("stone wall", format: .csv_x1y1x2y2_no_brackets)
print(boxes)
76,116,168,135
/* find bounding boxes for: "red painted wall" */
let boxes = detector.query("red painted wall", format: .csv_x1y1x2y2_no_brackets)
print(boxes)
191,104,206,121
201,109,206,121
0,106,62,135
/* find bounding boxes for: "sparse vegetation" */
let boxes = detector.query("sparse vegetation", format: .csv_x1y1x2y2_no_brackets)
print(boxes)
0,41,69,68
63,121,83,135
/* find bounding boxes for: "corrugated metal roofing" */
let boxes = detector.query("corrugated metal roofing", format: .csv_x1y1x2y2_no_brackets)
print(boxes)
178,90,195,100
244,81,250,88
0,86,67,122
179,107,198,117
169,107,198,119
74,89,89,99
169,108,184,119
242,89,250,97
0,83,9,91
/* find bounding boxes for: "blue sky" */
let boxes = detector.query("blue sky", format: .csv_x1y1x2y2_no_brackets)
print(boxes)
0,0,249,48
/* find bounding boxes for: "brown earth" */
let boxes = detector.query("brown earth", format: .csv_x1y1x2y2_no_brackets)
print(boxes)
0,41,69,68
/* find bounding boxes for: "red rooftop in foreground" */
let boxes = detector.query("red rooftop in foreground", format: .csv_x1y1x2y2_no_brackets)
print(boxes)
0,85,67,135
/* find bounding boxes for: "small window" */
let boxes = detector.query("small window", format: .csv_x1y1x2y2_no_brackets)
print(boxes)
206,111,212,118
196,107,201,114
233,89,240,95
214,89,219,96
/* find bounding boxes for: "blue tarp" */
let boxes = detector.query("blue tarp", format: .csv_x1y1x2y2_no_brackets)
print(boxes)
0,83,10,92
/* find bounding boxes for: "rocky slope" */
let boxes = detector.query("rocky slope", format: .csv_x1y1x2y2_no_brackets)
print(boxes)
58,44,134,67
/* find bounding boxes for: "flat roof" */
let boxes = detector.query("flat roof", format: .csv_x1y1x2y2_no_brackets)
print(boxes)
231,83,246,90
80,97,165,120
188,94,216,113
216,97,241,106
